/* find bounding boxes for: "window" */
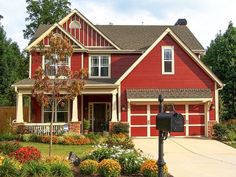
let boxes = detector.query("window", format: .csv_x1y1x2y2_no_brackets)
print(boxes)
44,56,70,77
89,55,110,78
162,46,174,74
44,101,69,123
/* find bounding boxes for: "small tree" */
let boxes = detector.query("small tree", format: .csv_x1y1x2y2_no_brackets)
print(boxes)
32,33,87,156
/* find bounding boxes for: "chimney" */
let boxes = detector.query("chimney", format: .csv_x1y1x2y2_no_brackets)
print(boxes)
175,19,187,26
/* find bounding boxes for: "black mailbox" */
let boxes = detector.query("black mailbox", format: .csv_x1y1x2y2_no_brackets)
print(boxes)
156,112,184,132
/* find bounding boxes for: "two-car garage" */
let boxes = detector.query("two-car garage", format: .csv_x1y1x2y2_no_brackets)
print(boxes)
129,103,206,137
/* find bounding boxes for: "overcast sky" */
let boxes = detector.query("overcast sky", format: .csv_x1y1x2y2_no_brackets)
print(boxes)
0,0,235,51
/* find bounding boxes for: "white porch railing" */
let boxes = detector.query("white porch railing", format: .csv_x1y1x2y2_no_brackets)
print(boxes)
24,123,68,135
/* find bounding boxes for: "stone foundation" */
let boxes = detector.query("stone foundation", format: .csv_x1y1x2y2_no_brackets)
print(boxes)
208,120,217,138
68,121,81,134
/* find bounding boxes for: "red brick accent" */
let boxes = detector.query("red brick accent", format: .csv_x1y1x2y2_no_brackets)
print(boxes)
68,121,81,134
208,120,217,138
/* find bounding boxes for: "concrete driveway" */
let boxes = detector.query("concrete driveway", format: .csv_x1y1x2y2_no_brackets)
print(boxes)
133,137,236,177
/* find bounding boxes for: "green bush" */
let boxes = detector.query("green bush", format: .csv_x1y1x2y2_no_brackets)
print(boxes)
98,159,121,177
49,162,73,177
105,135,134,149
84,132,103,144
21,134,39,142
21,160,50,177
79,159,98,175
111,122,129,134
83,119,90,130
118,152,144,175
0,157,21,177
227,130,236,141
213,123,229,141
0,133,19,141
0,141,21,155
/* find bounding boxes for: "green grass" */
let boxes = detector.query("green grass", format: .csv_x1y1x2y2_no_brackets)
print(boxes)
20,142,93,157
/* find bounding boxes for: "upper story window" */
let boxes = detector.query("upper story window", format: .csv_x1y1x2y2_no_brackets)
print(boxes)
89,55,110,78
43,56,70,77
162,46,174,74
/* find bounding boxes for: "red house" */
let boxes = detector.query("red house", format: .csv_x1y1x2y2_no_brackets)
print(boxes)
12,9,223,137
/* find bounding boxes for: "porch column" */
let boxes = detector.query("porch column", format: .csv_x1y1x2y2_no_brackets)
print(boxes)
111,92,118,122
16,93,24,123
71,96,78,122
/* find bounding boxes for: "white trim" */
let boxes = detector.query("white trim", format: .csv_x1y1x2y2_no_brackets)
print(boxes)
185,104,189,136
115,28,223,88
25,23,85,51
118,85,121,121
88,54,111,78
58,9,121,50
147,105,151,137
111,92,118,122
29,54,32,78
215,82,220,123
127,101,131,137
161,46,175,75
81,53,84,69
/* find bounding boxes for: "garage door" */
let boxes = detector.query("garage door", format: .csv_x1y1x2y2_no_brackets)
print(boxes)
129,103,206,137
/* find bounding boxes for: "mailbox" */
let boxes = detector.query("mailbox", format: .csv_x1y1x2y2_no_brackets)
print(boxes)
156,112,184,132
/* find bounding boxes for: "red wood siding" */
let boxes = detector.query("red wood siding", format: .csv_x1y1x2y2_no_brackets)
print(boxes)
121,34,215,122
31,52,42,77
111,54,140,79
71,53,82,72
61,13,114,48
31,97,41,123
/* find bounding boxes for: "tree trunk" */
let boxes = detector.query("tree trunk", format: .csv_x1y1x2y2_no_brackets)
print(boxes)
49,100,55,157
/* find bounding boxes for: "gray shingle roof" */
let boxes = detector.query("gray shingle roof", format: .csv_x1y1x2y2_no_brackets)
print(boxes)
96,25,204,51
12,78,118,88
126,88,212,99
30,24,204,51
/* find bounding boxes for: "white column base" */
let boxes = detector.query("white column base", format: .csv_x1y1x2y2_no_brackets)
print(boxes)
111,92,117,122
16,93,24,123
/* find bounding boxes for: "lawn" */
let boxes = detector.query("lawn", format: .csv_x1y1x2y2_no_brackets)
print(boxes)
20,142,94,157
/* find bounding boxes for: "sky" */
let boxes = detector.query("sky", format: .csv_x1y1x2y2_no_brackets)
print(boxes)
0,0,235,51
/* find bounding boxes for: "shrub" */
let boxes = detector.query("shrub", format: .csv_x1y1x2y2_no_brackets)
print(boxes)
0,141,21,155
111,122,129,134
0,133,19,141
141,159,168,177
40,135,59,144
83,119,90,130
44,155,70,165
213,123,229,141
10,146,41,163
21,160,50,177
119,152,144,175
62,132,82,139
21,134,39,142
79,159,98,175
84,132,103,144
0,157,21,177
98,159,121,177
227,130,236,141
105,135,134,149
49,162,73,177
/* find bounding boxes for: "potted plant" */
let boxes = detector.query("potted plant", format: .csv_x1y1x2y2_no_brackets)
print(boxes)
102,122,109,136
83,119,90,134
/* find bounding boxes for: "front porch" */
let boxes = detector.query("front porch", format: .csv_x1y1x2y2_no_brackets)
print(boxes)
13,83,119,135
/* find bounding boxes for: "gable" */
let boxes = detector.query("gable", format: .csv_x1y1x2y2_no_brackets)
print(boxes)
59,9,120,49
26,24,85,50
116,28,223,88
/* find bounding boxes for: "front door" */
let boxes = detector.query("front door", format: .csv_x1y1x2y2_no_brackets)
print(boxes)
94,103,106,132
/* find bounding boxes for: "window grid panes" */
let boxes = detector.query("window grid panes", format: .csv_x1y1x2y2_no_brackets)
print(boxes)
44,101,68,123
90,55,110,77
45,57,69,76
163,47,174,74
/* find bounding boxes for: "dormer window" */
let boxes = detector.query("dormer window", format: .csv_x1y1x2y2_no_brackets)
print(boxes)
89,55,110,78
162,46,174,74
69,20,81,29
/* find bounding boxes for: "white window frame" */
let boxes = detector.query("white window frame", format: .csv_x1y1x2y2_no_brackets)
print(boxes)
162,46,175,75
89,55,111,78
42,100,70,123
42,55,71,79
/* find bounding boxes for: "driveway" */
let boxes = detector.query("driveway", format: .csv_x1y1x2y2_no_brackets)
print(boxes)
133,137,236,177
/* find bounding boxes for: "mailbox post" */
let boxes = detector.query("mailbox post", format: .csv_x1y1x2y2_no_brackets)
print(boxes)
156,95,184,177
157,95,166,177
